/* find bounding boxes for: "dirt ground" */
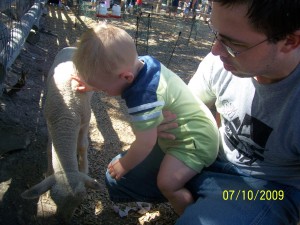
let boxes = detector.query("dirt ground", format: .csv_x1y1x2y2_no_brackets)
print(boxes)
0,3,212,225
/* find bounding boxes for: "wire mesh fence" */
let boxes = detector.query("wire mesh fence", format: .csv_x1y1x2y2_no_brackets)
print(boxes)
0,0,46,91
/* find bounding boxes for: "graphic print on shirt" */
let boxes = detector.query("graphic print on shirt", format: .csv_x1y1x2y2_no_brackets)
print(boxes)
221,101,273,165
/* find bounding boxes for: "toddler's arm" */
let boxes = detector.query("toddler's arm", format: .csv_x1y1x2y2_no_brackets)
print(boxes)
108,127,157,180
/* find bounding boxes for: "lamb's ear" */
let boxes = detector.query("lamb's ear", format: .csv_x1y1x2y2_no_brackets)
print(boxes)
83,175,104,190
21,175,56,199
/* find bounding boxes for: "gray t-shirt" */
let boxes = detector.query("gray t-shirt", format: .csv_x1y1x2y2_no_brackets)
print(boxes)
188,53,300,189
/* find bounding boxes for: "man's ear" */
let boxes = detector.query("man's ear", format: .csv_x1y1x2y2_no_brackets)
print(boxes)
119,72,134,83
280,30,300,53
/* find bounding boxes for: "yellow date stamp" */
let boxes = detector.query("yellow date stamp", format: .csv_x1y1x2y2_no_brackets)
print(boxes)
222,189,284,201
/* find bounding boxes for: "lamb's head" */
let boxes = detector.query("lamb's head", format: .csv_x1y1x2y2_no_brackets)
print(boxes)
21,171,103,222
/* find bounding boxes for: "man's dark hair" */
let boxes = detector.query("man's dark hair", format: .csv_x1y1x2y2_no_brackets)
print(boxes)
212,0,300,42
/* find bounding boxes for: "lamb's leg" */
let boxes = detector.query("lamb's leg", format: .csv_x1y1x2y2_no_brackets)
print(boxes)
77,122,89,174
46,133,54,176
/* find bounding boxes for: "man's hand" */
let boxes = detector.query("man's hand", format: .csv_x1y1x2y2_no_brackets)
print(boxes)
157,111,178,140
71,75,95,92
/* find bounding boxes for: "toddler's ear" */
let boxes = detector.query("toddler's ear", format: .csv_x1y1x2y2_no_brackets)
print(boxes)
120,72,134,83
71,75,94,92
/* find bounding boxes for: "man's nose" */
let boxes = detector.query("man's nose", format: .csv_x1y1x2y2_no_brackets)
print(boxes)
211,39,229,57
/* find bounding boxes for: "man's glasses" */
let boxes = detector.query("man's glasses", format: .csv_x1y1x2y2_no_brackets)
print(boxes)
208,23,269,57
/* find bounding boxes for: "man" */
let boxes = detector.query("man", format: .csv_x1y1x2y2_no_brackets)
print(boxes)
105,0,300,224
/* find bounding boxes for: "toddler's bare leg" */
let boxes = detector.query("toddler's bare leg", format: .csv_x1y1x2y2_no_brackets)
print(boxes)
157,154,197,215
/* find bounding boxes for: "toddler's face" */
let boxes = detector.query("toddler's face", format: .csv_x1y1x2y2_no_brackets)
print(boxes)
86,73,126,96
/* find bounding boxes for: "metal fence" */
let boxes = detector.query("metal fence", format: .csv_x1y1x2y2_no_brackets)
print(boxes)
0,0,46,91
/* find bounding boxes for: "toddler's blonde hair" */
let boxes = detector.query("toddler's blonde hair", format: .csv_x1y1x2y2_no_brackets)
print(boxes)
73,22,137,83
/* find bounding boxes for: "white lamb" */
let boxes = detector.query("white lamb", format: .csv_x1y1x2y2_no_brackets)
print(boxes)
21,47,103,222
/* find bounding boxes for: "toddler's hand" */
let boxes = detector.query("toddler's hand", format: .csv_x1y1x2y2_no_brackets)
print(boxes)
108,159,127,180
